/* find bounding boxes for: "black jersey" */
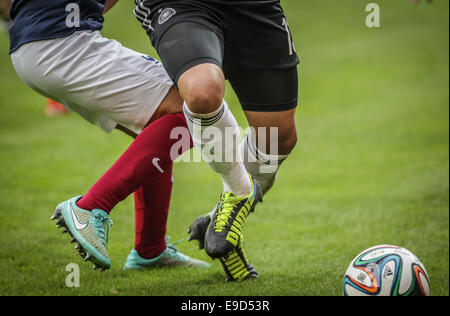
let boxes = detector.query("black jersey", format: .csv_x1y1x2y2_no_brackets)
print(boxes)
134,0,281,30
136,0,280,6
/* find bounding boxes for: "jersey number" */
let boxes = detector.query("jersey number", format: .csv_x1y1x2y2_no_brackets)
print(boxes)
282,18,296,56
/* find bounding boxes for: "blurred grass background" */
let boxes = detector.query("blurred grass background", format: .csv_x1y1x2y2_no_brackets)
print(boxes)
0,0,448,295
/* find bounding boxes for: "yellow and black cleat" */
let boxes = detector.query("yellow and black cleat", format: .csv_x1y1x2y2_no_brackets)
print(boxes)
204,176,262,259
187,209,259,282
219,237,259,282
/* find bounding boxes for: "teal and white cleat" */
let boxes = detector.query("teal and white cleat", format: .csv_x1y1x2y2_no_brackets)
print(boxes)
51,196,113,271
123,238,211,271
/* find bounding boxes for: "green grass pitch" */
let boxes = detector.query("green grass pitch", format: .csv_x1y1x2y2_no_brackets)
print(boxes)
0,0,448,296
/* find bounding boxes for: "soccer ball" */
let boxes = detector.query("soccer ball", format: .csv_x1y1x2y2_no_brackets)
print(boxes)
343,245,430,296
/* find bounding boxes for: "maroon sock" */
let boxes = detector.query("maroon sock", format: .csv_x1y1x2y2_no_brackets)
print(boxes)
133,163,173,259
76,113,191,214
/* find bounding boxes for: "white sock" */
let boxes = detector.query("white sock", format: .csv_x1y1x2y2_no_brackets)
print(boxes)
183,101,252,197
240,130,289,195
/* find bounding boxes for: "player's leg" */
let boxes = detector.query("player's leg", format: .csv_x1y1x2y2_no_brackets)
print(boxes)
152,20,262,258
229,65,299,198
76,113,189,215
52,113,190,270
0,0,11,17
133,178,172,261
187,212,258,282
159,22,253,198
0,0,12,30
10,31,187,214
186,70,298,281
124,169,210,270
241,109,298,195
187,2,300,268
224,0,300,197
10,31,197,270
11,31,176,135
75,112,212,270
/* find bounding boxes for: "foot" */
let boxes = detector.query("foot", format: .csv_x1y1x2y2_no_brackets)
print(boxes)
219,237,259,282
188,211,259,282
52,196,113,270
123,238,211,271
45,99,69,117
204,176,262,258
187,211,214,250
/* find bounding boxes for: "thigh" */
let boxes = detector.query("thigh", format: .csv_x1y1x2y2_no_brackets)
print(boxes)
155,20,225,85
136,1,225,82
72,33,174,134
229,67,299,112
223,2,299,74
223,1,300,113
13,31,174,135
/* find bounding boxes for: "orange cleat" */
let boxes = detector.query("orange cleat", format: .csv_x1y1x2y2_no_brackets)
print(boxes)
45,99,69,117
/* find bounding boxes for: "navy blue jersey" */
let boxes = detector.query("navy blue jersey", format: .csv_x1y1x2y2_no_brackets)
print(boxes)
9,0,105,53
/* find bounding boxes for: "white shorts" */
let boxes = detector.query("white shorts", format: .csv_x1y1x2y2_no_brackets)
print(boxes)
11,31,173,134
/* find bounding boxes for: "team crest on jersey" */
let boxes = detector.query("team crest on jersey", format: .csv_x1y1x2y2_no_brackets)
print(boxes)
158,8,176,25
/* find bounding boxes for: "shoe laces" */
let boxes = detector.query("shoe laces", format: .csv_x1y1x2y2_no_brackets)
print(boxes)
214,193,239,232
92,211,113,247
165,236,189,260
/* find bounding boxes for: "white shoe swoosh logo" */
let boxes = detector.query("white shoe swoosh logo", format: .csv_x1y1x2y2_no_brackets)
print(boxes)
71,205,88,230
152,157,164,173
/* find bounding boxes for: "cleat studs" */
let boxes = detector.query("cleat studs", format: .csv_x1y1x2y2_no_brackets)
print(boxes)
62,228,68,234
93,264,99,270
71,238,76,244
51,209,62,221
84,254,91,262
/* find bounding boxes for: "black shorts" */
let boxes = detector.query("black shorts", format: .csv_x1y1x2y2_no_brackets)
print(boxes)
135,0,300,112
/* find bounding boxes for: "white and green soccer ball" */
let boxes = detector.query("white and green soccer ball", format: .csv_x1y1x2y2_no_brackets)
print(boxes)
343,245,430,296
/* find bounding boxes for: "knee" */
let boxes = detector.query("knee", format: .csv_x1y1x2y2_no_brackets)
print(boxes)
183,82,224,114
278,128,298,155
178,64,225,114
